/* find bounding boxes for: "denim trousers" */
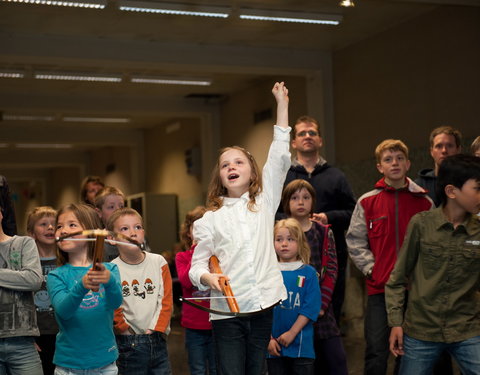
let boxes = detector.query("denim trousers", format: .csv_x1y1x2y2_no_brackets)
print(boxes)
267,357,314,375
399,334,480,375
185,328,217,375
211,310,273,375
116,332,171,375
364,293,401,375
54,362,117,375
0,336,43,375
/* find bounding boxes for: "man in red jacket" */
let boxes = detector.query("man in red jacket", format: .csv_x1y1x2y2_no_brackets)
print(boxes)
346,139,434,375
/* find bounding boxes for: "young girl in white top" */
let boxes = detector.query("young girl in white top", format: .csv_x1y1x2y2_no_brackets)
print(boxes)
189,82,290,375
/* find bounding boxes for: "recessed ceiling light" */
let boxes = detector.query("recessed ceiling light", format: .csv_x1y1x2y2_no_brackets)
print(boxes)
0,71,25,79
131,77,212,86
239,8,342,25
0,0,106,8
2,114,55,121
62,117,131,123
15,143,73,149
35,72,122,82
119,1,229,18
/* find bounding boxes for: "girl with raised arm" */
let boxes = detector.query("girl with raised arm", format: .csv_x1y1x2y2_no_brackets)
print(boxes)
189,82,290,375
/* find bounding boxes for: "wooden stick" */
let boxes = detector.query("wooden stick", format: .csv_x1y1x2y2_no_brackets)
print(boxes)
209,255,240,313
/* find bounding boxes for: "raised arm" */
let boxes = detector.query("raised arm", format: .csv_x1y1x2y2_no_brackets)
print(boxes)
271,81,289,129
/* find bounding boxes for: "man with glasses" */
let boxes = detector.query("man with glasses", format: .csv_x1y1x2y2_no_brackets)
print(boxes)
280,116,356,326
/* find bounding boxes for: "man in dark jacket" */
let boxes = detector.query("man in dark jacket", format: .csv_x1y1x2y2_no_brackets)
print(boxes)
279,115,356,324
415,126,462,207
0,175,17,235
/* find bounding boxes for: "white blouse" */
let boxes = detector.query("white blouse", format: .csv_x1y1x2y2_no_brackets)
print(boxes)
189,125,291,320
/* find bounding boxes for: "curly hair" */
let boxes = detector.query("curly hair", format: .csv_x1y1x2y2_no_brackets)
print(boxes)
206,146,262,212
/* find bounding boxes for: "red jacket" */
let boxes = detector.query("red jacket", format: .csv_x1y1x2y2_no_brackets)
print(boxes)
346,177,434,295
175,246,212,330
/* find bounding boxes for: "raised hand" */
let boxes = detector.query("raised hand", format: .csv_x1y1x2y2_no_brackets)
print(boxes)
271,81,289,129
272,81,289,104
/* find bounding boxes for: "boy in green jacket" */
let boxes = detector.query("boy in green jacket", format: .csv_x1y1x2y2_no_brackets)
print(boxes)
386,154,480,375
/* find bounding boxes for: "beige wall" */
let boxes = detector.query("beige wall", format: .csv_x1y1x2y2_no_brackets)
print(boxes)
144,118,204,226
49,167,81,210
333,6,480,165
90,146,134,196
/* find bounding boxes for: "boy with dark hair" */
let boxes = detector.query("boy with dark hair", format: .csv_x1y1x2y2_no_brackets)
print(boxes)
386,154,480,375
347,139,433,375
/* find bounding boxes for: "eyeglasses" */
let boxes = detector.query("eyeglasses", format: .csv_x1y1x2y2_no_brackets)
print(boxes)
296,130,319,137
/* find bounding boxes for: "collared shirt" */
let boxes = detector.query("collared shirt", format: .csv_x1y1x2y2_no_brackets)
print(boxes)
189,125,291,320
386,207,480,343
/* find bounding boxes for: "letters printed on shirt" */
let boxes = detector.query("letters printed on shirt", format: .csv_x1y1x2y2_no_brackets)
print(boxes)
281,290,302,310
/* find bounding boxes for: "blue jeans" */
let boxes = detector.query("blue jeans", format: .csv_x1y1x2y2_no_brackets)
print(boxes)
212,310,273,375
399,334,480,375
185,328,217,375
116,332,171,375
54,362,117,375
0,336,43,375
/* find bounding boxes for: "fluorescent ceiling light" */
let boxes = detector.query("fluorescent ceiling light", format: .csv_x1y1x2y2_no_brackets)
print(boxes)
131,76,211,86
119,1,229,18
0,0,106,8
15,143,73,149
239,8,342,25
3,114,55,121
35,72,122,82
0,71,24,79
62,116,131,123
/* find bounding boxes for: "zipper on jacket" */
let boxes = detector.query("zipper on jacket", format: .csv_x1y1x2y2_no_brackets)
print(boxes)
369,216,387,229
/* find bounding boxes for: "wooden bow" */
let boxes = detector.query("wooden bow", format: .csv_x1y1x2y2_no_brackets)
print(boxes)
56,229,144,269
179,255,281,317
209,255,240,313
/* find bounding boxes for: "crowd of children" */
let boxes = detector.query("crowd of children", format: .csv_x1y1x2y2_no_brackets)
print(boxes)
1,82,479,375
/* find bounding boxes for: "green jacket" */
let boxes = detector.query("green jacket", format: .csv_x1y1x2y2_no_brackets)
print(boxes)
385,207,480,343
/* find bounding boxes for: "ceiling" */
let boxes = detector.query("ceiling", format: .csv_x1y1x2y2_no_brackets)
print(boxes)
0,0,479,154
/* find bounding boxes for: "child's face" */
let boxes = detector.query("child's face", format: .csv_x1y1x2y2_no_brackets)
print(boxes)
55,211,87,253
32,216,56,246
475,150,480,158
113,214,145,250
450,178,480,215
219,149,252,198
274,227,299,263
99,195,125,224
86,182,103,204
377,150,410,186
289,188,313,219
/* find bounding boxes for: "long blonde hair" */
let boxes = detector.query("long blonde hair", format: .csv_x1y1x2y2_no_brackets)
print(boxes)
274,218,311,264
206,146,262,212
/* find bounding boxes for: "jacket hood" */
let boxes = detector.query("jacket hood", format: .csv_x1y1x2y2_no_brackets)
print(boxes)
417,168,435,179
